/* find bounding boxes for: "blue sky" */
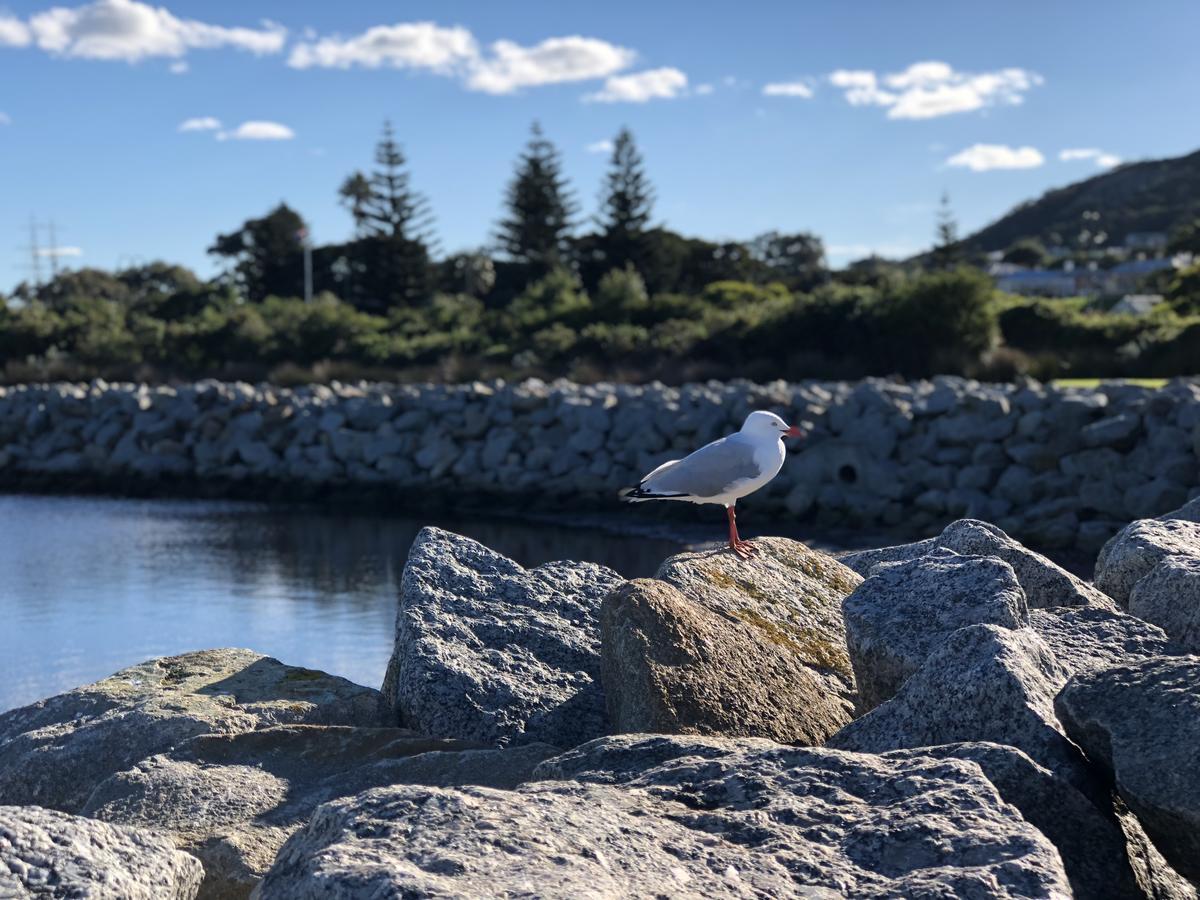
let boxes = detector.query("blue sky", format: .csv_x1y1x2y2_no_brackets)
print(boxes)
1,0,1198,291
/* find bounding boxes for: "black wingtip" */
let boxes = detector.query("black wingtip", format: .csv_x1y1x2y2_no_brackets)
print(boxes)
621,485,688,502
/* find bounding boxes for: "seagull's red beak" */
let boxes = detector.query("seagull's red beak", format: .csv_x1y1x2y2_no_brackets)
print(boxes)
785,425,804,439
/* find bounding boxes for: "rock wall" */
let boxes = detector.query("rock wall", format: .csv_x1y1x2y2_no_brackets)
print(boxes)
1,376,1198,550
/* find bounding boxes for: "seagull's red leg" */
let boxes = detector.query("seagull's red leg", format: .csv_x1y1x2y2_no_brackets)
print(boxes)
726,505,756,559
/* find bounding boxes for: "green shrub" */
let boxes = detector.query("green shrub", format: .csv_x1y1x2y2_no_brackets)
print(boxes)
877,268,998,375
506,268,591,332
593,266,649,321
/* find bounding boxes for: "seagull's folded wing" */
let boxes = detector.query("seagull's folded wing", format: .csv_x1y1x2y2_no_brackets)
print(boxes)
642,437,760,498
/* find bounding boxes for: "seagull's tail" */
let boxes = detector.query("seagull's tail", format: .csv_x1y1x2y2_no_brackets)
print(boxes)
620,485,689,503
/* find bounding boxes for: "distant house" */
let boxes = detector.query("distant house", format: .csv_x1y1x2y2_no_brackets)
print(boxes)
994,269,1079,297
995,257,1177,298
1124,232,1169,252
1110,294,1164,316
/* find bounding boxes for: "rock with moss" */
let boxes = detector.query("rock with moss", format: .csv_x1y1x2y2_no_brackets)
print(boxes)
841,518,1112,609
0,804,204,899
0,649,386,814
600,579,854,744
652,537,861,717
382,527,624,747
257,739,1071,899
83,725,556,900
842,549,1028,711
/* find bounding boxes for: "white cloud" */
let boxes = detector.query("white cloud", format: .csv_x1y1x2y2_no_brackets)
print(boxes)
586,139,613,154
217,120,294,141
24,0,284,62
468,35,634,94
830,61,1042,119
287,21,476,72
36,245,82,257
0,112,10,125
694,82,713,96
168,59,186,73
288,23,635,96
0,15,31,46
947,143,1045,172
583,66,687,103
1060,147,1121,168
177,115,220,132
762,81,813,98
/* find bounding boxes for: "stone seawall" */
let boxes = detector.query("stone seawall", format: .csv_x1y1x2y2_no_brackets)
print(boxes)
1,376,1198,551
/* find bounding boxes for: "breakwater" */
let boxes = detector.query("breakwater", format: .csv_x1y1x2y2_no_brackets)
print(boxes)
1,376,1198,550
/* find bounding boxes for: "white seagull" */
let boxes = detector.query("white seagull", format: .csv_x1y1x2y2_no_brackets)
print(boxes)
623,410,803,559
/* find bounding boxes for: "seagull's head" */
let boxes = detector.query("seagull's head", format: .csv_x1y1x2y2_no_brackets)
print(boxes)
742,410,803,440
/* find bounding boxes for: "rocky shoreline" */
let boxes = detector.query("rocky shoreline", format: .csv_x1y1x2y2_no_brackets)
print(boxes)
2,376,1200,552
5,499,1200,897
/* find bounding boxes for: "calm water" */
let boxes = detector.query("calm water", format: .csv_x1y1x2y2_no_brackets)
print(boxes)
0,494,686,713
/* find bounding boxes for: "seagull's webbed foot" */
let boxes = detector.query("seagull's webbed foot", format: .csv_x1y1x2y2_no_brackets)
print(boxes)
729,538,757,560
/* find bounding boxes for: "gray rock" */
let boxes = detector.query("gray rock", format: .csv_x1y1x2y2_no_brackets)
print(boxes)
829,625,1093,792
841,519,1110,610
600,579,854,745
381,527,624,747
1161,495,1200,524
0,804,203,899
258,740,1071,899
1095,518,1200,606
84,725,556,900
842,549,1028,711
883,743,1146,900
938,519,1114,609
1128,555,1200,650
1029,606,1180,677
1056,656,1200,883
655,537,861,715
0,649,385,813
1082,412,1142,449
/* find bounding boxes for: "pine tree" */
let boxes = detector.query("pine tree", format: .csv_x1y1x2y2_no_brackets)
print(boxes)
933,191,963,269
336,122,437,310
600,129,654,241
358,121,436,245
496,122,578,271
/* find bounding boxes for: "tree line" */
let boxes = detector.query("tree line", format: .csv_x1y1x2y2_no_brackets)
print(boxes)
205,122,828,312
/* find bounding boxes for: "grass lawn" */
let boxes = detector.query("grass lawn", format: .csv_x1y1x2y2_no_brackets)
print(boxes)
1051,378,1169,389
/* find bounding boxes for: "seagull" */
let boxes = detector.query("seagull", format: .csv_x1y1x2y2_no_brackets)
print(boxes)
623,410,803,559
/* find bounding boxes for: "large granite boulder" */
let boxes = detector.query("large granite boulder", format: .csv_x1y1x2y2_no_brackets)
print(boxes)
1095,518,1200,606
842,549,1028,711
541,734,1183,900
882,743,1145,900
257,741,1071,899
841,518,1112,609
83,725,555,899
828,625,1092,793
1028,606,1181,676
0,649,386,813
0,804,203,899
1056,655,1200,883
1128,555,1200,650
600,579,853,744
381,527,624,747
654,537,861,713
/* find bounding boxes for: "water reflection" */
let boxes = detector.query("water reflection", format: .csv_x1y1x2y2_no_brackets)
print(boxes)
0,494,683,712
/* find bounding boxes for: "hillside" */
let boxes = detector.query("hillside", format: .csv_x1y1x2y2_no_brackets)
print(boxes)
962,147,1200,253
